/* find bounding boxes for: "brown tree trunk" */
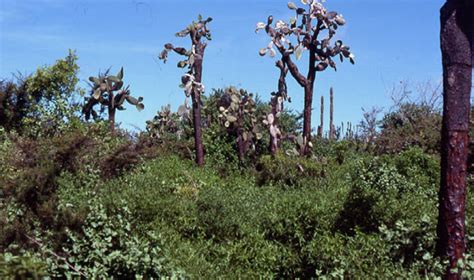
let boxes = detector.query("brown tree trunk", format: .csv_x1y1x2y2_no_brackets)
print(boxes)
192,45,206,167
301,47,316,155
108,92,115,133
302,82,314,155
437,1,473,279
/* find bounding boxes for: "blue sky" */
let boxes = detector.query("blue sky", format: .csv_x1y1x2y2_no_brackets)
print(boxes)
0,0,445,131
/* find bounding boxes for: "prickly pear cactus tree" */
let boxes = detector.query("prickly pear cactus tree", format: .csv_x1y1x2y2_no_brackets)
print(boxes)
146,103,191,141
159,15,212,166
265,59,290,155
218,87,262,162
256,0,354,155
146,104,176,139
83,67,144,132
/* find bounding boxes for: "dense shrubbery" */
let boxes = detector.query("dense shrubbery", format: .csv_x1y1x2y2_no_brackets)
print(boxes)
1,54,473,279
4,138,471,278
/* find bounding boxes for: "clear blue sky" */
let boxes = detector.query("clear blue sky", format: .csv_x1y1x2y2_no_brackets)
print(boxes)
0,0,445,131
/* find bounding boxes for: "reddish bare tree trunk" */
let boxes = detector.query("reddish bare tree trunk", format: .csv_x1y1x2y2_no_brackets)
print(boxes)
437,0,472,279
192,44,206,167
108,92,115,133
301,47,317,155
302,83,313,154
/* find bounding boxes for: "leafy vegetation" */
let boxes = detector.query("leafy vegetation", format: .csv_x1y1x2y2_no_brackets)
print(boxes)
0,1,472,278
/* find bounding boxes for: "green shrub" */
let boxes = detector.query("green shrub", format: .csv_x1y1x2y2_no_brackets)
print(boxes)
0,252,48,279
61,200,182,278
256,153,327,188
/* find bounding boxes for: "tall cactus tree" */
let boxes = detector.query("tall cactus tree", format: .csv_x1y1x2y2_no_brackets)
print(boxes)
257,0,354,155
436,0,473,278
83,67,144,132
159,15,212,166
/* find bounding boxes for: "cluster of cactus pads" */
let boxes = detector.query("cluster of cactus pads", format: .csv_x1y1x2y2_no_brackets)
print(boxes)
146,103,190,140
83,67,144,132
218,87,263,161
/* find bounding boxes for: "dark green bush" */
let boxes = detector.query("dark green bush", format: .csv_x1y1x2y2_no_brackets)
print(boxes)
256,153,327,188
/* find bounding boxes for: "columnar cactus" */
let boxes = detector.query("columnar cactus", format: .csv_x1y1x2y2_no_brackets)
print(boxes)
329,87,335,140
159,15,212,166
317,95,324,137
256,0,354,154
83,67,144,132
218,87,262,162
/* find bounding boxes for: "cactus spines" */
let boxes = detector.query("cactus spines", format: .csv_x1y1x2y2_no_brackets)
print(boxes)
318,95,324,138
329,87,335,140
83,67,144,132
257,1,354,155
159,15,212,166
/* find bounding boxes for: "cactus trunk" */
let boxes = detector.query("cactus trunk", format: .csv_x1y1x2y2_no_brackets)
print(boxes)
192,46,205,167
329,87,335,140
108,91,115,133
302,80,314,155
436,1,472,278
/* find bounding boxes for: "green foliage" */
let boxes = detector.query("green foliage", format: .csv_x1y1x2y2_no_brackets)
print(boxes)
0,252,48,279
62,200,181,278
257,153,327,188
378,103,442,154
336,148,439,235
0,50,83,136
